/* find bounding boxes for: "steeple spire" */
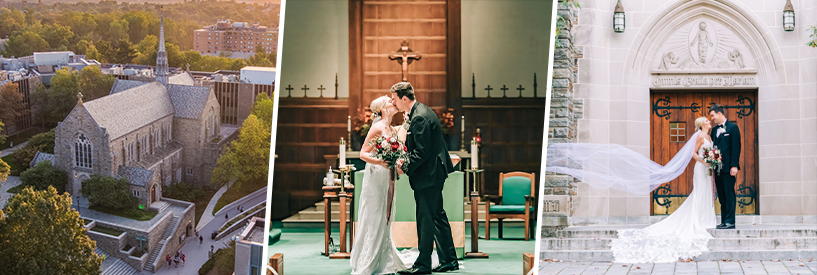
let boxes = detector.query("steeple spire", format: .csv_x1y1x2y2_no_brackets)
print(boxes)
156,6,169,86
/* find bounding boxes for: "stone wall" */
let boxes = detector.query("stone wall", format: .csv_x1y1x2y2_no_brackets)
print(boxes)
109,115,175,176
54,104,112,195
151,198,196,270
541,0,579,235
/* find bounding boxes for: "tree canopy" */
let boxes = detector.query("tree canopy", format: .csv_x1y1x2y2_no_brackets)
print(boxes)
80,175,138,210
0,186,103,275
211,95,274,188
20,160,67,193
30,67,114,127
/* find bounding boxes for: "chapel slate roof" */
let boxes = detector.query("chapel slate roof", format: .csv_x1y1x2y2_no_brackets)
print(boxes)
84,81,175,140
109,79,149,95
167,84,211,119
29,151,55,168
168,72,195,86
118,165,154,187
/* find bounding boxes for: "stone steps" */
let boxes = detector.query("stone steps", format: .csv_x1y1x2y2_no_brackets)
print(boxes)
97,248,137,275
541,237,817,251
145,216,180,272
150,201,170,214
540,250,817,262
539,225,817,261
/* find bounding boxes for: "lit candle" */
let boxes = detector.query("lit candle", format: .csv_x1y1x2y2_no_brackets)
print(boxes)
471,138,479,169
461,116,465,132
347,116,352,132
339,138,346,166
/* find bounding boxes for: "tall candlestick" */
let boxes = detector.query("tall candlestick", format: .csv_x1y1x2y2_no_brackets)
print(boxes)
461,116,465,132
347,116,352,132
339,138,346,166
471,138,479,169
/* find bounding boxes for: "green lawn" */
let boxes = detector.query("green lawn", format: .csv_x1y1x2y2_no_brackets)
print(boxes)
89,226,125,236
193,187,219,224
212,181,265,215
89,206,158,221
0,127,50,149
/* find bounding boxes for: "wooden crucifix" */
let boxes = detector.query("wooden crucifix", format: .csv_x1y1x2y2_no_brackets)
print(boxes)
388,40,421,82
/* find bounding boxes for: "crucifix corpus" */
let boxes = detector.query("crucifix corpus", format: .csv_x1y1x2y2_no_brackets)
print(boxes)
388,40,422,82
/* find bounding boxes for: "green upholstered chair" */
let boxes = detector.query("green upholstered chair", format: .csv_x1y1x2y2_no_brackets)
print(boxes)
484,172,536,241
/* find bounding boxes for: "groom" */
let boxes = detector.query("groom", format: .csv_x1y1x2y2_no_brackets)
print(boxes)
709,104,741,229
391,82,458,274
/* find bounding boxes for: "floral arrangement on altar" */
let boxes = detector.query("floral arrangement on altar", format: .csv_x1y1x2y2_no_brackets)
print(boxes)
807,25,817,48
702,147,723,176
437,108,455,136
352,107,374,138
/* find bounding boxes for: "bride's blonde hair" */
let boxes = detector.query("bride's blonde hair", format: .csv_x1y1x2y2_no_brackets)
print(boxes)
370,96,391,121
694,117,707,131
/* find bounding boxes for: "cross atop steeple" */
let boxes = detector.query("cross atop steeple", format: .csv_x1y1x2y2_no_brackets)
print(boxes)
155,5,169,86
77,92,84,106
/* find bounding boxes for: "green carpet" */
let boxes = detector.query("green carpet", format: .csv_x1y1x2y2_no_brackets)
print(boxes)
268,224,534,275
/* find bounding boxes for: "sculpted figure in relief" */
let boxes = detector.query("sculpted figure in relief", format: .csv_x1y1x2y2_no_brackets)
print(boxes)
728,49,745,69
689,22,714,63
659,52,679,70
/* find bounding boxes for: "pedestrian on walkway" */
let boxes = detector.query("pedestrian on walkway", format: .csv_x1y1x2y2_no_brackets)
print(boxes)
225,212,229,220
166,254,171,269
181,252,186,266
199,235,203,246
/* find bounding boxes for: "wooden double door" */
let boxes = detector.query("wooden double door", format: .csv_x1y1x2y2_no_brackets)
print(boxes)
650,90,758,215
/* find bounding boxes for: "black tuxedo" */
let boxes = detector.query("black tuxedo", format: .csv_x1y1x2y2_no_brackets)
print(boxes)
402,101,457,270
710,120,741,225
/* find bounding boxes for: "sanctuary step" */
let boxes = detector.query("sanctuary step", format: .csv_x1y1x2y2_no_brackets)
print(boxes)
539,225,817,262
282,200,527,227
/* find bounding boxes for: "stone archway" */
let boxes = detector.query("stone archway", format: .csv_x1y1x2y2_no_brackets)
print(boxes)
620,0,787,216
73,173,90,207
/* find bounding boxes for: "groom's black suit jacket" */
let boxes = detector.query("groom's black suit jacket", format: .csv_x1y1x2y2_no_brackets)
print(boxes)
403,102,455,190
710,120,741,172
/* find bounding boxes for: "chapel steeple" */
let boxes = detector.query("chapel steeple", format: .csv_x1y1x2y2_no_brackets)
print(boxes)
155,6,169,86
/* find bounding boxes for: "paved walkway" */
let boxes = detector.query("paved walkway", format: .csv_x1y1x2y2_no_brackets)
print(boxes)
0,176,22,208
538,261,817,275
196,183,231,232
0,141,27,158
145,187,266,275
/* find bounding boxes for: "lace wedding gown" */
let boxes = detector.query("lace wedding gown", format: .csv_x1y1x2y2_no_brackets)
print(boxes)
350,163,408,274
610,138,718,263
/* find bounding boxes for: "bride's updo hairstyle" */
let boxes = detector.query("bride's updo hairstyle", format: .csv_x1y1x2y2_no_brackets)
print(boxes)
369,96,391,121
694,116,707,131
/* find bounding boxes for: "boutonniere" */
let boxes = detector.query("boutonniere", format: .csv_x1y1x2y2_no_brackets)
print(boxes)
717,127,726,135
402,114,412,130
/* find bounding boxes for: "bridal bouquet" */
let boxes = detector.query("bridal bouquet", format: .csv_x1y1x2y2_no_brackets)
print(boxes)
368,132,408,170
702,147,723,176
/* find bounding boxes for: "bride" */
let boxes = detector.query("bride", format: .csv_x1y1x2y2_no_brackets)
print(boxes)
610,117,717,262
546,117,717,263
350,96,408,274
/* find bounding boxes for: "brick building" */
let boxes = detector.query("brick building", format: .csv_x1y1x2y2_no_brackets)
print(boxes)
193,19,278,56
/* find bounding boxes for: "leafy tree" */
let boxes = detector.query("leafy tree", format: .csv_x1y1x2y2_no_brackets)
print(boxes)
211,114,270,188
111,39,138,64
0,122,8,182
80,175,138,210
0,83,23,131
248,45,276,67
39,24,75,49
12,129,55,171
85,42,101,61
0,186,103,275
0,8,26,38
2,31,50,57
31,68,80,126
73,39,90,55
79,66,115,101
180,50,202,68
20,160,67,193
251,93,274,131
93,40,112,63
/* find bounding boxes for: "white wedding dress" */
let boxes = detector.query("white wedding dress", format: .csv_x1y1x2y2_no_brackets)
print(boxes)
350,163,408,274
610,138,718,263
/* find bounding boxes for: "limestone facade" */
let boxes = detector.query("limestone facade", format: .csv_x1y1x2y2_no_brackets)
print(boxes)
545,0,816,226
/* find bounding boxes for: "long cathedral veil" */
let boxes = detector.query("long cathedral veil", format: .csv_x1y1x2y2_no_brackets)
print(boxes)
545,131,701,195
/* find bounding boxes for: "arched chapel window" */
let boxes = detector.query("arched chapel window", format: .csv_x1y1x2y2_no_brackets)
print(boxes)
74,134,92,168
